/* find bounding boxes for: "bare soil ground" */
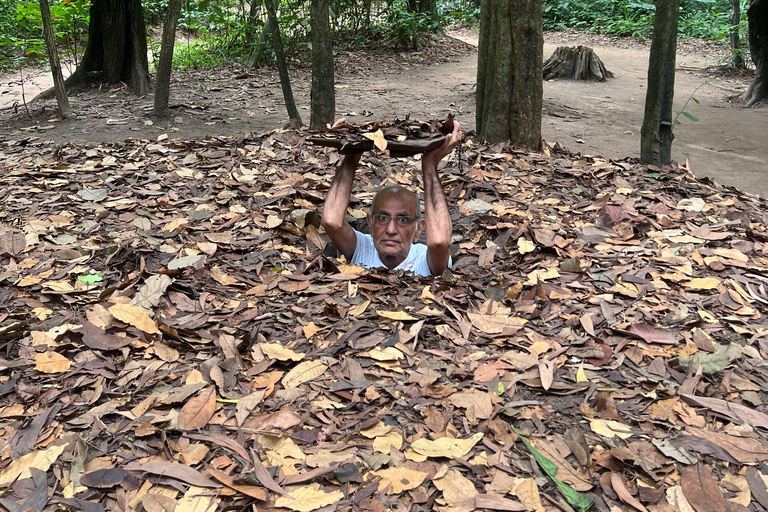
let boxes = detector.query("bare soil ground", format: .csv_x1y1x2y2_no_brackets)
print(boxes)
1,30,766,195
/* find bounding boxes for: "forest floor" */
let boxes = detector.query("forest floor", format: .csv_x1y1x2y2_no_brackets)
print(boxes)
1,30,767,195
5,30,768,512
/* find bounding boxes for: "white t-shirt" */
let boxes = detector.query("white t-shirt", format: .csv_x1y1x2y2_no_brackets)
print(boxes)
349,230,450,277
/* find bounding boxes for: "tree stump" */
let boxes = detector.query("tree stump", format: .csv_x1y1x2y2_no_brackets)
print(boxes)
543,46,614,81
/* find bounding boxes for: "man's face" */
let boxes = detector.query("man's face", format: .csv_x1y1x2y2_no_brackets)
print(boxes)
367,190,424,266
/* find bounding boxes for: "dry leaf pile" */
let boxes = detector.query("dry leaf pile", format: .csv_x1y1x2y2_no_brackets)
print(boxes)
2,128,768,512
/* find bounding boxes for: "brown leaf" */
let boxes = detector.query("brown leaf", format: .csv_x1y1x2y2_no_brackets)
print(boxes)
124,462,220,487
178,386,217,430
610,472,648,512
626,323,678,345
681,464,728,512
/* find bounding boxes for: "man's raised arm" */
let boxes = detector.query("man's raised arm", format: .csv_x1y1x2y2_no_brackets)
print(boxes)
321,153,363,260
421,121,462,275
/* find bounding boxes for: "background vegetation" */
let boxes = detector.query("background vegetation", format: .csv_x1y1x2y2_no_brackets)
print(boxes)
0,0,751,71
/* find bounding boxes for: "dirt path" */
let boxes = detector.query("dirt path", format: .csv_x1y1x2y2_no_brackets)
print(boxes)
1,32,766,196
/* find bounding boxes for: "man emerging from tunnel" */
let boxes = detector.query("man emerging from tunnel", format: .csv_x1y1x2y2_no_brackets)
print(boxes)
321,122,463,277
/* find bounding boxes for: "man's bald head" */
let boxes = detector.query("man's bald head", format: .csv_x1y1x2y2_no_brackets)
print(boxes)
369,186,422,219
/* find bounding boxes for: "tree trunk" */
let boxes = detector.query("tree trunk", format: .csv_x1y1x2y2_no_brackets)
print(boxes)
247,1,272,68
640,0,679,167
264,0,302,124
38,0,72,118
743,0,768,107
38,0,149,98
153,0,183,118
476,0,543,148
408,0,441,28
310,0,335,130
730,0,744,68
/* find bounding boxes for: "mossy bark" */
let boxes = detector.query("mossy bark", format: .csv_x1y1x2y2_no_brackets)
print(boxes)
264,0,302,124
310,0,335,130
743,0,768,106
640,0,679,167
38,0,72,118
153,0,183,118
54,0,149,97
476,0,543,148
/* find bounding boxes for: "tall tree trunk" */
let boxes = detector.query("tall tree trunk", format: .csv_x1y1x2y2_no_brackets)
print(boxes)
310,0,335,130
247,13,273,68
730,0,744,68
38,0,72,118
38,0,149,98
476,0,543,148
264,0,302,124
640,0,679,167
153,0,183,118
743,0,768,107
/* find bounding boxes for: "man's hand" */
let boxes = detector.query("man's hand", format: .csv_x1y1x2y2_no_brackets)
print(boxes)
421,121,461,275
422,121,462,170
326,118,346,129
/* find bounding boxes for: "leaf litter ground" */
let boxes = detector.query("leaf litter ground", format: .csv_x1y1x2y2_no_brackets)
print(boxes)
2,127,768,512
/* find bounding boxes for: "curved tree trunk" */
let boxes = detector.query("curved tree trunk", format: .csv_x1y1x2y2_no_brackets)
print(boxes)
310,0,335,130
640,0,679,167
39,0,72,118
743,0,768,107
476,0,543,148
37,0,149,99
264,0,302,125
730,0,744,68
153,0,183,117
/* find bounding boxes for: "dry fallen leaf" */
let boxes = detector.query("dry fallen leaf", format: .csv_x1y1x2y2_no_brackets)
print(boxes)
109,303,161,334
411,432,484,458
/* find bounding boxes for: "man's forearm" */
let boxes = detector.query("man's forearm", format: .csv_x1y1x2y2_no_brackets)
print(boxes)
422,161,452,249
322,154,361,230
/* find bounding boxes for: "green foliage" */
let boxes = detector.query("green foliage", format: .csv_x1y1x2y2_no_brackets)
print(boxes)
0,0,90,69
438,0,750,41
383,4,440,49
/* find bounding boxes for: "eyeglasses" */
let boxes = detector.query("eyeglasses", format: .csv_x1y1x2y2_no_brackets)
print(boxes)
373,214,415,226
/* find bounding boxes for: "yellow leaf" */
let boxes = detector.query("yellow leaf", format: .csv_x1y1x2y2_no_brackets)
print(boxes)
34,351,71,373
468,312,527,335
360,422,392,438
517,238,535,255
109,303,161,334
420,286,435,301
712,248,748,262
525,267,560,285
176,486,219,512
369,467,427,494
0,444,67,485
43,280,76,292
274,483,344,512
411,432,484,458
373,431,403,454
282,360,327,389
515,478,544,512
211,271,239,286
162,218,189,232
377,310,417,321
590,419,634,439
683,277,722,290
576,361,589,383
267,215,282,229
362,347,404,361
337,264,365,274
303,322,326,340
261,343,305,362
362,129,388,151
349,300,370,317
